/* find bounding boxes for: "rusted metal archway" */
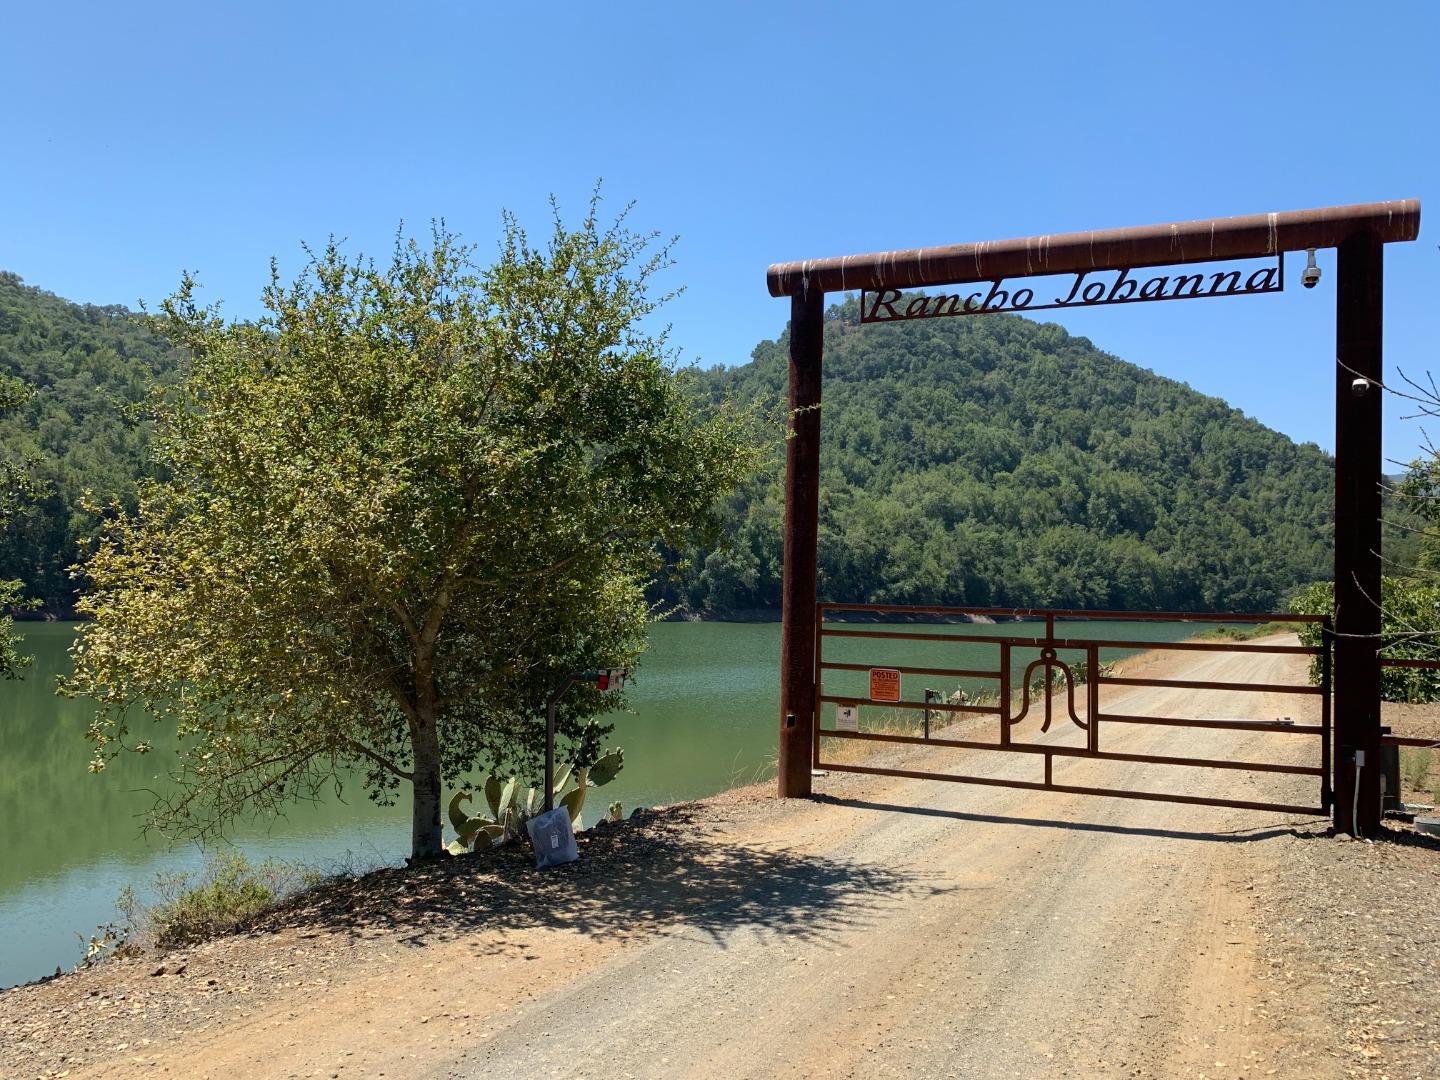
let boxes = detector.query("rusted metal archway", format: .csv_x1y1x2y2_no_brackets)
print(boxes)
765,199,1421,836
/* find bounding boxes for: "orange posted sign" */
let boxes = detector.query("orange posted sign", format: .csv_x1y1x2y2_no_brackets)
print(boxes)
868,668,902,702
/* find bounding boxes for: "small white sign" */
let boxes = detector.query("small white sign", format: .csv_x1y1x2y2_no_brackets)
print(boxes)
835,704,859,732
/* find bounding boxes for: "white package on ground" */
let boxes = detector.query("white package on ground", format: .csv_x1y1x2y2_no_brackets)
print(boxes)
526,807,579,868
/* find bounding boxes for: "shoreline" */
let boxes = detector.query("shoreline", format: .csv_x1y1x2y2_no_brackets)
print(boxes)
0,631,1290,994
0,620,1305,990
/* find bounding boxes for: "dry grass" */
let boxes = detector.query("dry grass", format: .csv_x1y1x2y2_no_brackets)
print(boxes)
818,691,1003,767
1399,745,1439,805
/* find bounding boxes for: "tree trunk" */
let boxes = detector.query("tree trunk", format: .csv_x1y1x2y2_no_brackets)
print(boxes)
410,709,444,859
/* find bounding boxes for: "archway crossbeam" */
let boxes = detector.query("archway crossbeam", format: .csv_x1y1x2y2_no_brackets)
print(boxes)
766,200,1419,296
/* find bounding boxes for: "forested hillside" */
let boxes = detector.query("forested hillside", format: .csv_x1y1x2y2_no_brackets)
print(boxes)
656,294,1337,615
0,273,177,608
0,277,1340,616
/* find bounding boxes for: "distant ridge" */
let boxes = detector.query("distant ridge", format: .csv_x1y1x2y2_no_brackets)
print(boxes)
0,277,1335,616
0,273,179,608
654,294,1334,615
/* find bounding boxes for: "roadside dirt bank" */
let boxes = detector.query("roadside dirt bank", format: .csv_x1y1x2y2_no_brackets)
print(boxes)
3,637,1437,1080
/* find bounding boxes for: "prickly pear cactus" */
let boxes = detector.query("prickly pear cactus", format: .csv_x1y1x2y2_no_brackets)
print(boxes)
445,748,625,855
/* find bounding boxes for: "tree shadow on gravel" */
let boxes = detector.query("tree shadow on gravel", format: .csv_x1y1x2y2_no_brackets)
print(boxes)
820,794,1318,844
255,804,948,951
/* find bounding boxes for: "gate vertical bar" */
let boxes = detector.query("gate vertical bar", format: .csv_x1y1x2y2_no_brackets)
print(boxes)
1333,232,1384,836
813,602,824,768
779,285,824,798
1087,643,1100,753
1000,642,1012,746
1320,618,1333,810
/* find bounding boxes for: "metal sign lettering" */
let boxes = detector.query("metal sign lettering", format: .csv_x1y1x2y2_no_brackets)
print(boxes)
860,254,1283,325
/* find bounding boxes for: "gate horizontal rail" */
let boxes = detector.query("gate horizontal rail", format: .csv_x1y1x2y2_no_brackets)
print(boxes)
1377,658,1440,749
818,727,1322,775
1098,676,1323,695
1066,638,1316,654
1383,734,1440,748
820,661,1001,679
1098,713,1324,735
819,694,997,715
814,602,1332,816
819,762,1324,818
821,629,1321,653
817,603,1327,622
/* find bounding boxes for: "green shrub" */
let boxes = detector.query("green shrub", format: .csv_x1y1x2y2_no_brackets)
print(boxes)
446,749,626,855
129,851,323,949
1290,580,1440,702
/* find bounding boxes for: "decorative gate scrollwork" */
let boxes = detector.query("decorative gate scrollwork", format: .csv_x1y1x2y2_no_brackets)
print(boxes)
999,616,1102,754
1010,646,1088,734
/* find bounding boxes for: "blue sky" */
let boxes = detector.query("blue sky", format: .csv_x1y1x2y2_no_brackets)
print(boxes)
2,1,1436,463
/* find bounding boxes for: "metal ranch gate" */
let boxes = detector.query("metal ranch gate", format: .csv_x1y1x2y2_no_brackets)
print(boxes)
814,604,1331,817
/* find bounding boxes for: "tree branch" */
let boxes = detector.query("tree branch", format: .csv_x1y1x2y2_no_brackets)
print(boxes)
342,737,413,781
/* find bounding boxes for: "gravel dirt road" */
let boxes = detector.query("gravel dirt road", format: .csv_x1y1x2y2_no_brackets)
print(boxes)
3,639,1402,1079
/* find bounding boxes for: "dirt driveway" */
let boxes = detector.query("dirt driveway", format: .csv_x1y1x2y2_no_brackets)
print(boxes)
2,638,1412,1079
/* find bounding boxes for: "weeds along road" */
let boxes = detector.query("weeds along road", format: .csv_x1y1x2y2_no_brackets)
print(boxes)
9,639,1343,1080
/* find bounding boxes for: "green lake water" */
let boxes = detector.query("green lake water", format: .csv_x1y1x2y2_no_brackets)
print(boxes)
0,617,1228,989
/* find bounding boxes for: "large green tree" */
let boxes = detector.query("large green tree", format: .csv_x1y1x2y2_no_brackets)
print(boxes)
67,202,763,858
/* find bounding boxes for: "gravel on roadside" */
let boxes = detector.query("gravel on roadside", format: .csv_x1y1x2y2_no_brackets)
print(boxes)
1249,821,1440,1080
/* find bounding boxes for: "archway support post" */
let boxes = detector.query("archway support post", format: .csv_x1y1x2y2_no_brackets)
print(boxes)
1333,231,1385,836
778,284,824,798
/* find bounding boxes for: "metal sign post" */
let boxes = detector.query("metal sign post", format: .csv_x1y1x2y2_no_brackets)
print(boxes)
545,668,627,812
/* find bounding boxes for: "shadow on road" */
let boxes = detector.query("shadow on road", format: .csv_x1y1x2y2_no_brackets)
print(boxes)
258,803,945,951
817,793,1322,844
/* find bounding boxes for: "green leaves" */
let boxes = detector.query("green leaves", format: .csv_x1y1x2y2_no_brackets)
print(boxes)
550,763,573,798
1291,578,1440,702
483,774,504,818
447,789,476,833
0,578,33,680
0,371,43,679
558,779,586,827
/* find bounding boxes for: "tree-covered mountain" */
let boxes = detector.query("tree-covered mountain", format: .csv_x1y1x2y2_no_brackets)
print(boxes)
655,294,1338,615
0,273,178,608
0,277,1347,617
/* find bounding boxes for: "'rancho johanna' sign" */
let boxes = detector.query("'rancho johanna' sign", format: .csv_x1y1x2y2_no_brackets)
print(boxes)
860,254,1283,324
